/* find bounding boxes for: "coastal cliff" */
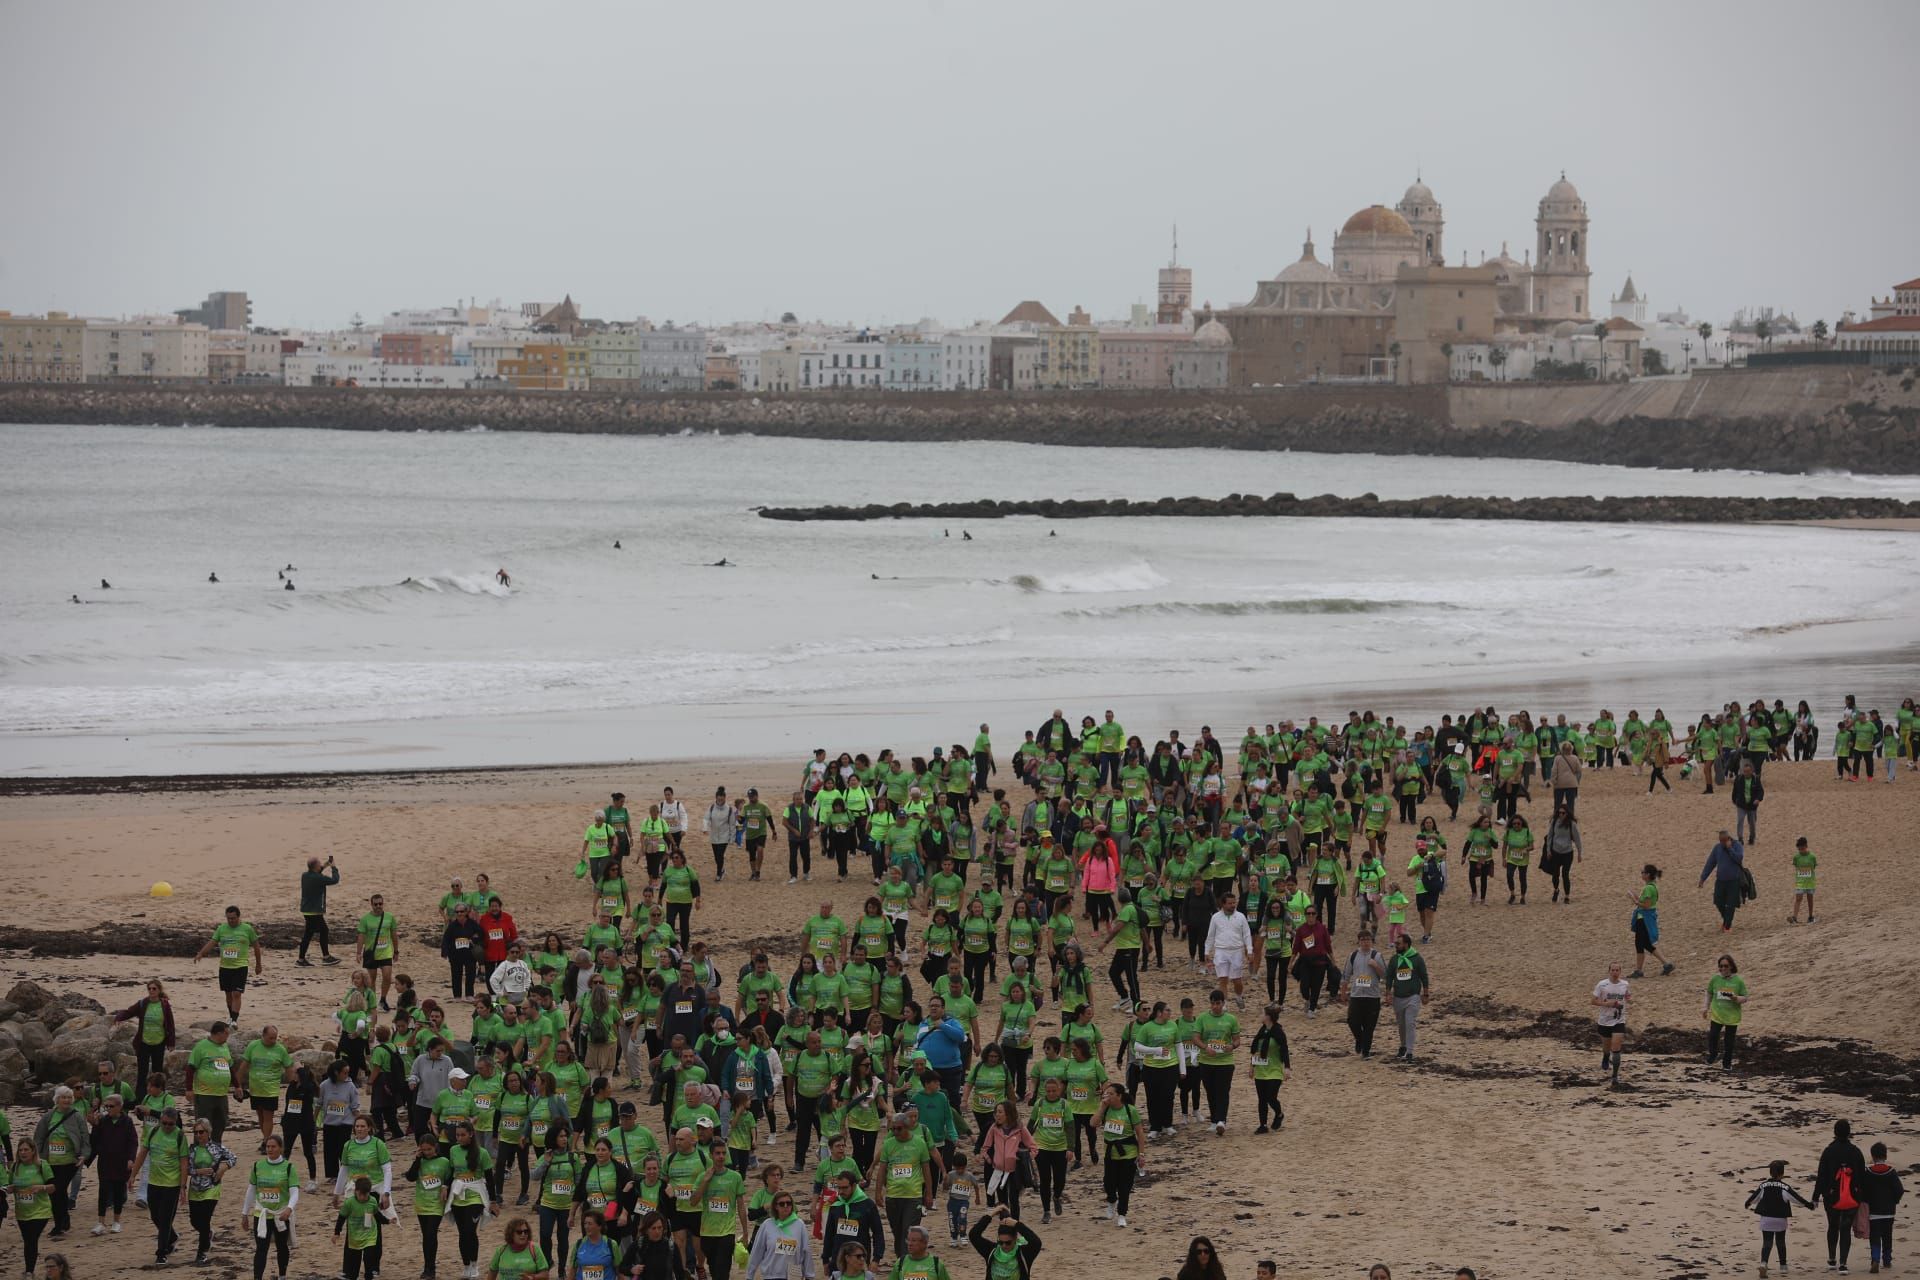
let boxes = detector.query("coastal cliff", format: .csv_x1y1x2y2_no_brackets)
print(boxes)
2,370,1916,473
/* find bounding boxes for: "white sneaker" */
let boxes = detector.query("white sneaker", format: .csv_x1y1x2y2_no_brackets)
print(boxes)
787,877,797,885
109,1222,122,1234
1103,1202,1115,1219
1214,1121,1226,1136
306,1179,317,1192
1117,1214,1129,1227
90,1224,106,1236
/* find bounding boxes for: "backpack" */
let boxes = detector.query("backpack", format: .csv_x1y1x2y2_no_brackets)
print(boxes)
1739,866,1758,903
1421,857,1445,895
1834,1165,1858,1211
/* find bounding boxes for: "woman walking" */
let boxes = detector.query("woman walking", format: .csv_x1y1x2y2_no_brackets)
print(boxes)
1704,955,1748,1069
1093,1083,1147,1228
1248,1005,1290,1133
1629,866,1674,978
1503,814,1535,905
112,980,177,1093
11,1137,57,1276
1647,734,1673,793
281,1066,319,1190
240,1133,300,1280
184,1117,237,1266
979,1101,1037,1222
1541,806,1581,905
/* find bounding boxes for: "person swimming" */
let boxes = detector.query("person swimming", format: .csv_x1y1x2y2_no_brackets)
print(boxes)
710,558,731,567
100,579,111,589
208,572,220,583
284,579,296,591
614,540,622,549
962,531,972,541
70,594,81,604
285,563,296,570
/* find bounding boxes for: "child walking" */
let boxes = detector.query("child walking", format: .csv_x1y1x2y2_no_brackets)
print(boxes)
1744,1159,1815,1278
1863,1141,1906,1274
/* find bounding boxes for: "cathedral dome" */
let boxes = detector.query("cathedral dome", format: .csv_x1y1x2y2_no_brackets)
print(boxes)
1340,205,1412,237
1193,318,1233,347
1544,173,1581,204
1401,179,1434,207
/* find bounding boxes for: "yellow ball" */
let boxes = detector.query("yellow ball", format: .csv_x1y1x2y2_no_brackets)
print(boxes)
149,881,174,898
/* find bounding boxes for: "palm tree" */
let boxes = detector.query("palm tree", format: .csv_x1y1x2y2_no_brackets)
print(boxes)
1488,346,1509,381
1593,320,1610,379
1440,342,1454,381
1388,341,1402,382
1812,319,1829,345
1698,321,1713,365
1755,319,1772,351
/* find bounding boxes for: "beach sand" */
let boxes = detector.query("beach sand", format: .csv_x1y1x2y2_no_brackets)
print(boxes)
3,755,1916,1278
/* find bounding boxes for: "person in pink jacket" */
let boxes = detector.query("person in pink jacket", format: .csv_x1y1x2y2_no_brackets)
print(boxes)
1078,829,1121,929
979,1102,1039,1222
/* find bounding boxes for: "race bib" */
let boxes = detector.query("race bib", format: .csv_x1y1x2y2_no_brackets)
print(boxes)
550,1179,575,1198
889,1162,915,1182
775,1237,800,1255
1069,1085,1089,1102
838,1220,861,1235
705,1197,730,1214
455,938,470,949
488,929,505,941
669,1182,692,1202
1250,1055,1268,1067
284,1100,303,1115
590,1191,611,1209
735,1073,755,1093
1102,1120,1126,1137
420,1176,443,1191
1301,938,1315,949
48,1137,70,1157
221,944,242,962
1204,1039,1227,1055
499,1115,524,1134
474,1095,493,1111
580,1266,609,1280
675,1002,693,1015
326,1101,350,1123
1142,1044,1168,1060
1039,1114,1063,1131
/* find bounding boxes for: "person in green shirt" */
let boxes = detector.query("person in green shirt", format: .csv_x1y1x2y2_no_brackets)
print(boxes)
1704,954,1749,1069
1093,1082,1148,1227
1096,890,1143,1013
1788,837,1818,924
356,893,401,1011
484,1217,551,1280
194,905,263,1023
691,1154,749,1276
241,1135,300,1278
404,1131,453,1275
334,1173,386,1278
185,1024,236,1144
1192,989,1241,1134
873,1111,936,1254
238,1025,294,1150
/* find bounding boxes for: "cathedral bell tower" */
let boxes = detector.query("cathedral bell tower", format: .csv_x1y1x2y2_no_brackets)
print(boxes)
1396,174,1444,265
1534,171,1591,319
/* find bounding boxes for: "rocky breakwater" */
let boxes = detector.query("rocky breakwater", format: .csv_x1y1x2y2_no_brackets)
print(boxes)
759,492,1920,524
0,978,337,1107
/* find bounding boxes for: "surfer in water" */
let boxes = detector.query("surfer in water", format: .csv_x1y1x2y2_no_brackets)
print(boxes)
614,540,623,549
70,594,81,604
496,568,512,587
284,579,296,591
100,579,111,589
711,558,732,567
208,572,220,583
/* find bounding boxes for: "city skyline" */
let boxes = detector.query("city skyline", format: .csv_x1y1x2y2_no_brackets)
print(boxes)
2,0,1914,331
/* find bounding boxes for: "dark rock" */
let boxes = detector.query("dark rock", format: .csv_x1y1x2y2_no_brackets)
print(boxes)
7,979,53,1011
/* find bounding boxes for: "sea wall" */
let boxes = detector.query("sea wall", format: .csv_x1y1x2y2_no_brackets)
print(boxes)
2,373,1917,473
758,493,1920,524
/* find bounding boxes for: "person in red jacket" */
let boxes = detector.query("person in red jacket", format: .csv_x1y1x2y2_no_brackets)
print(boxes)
1290,909,1334,1016
478,898,518,970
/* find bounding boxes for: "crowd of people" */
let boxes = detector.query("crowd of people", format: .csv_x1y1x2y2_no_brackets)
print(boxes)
1,696,1912,1280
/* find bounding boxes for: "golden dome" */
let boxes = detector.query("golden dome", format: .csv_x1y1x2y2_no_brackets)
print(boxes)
1340,205,1413,237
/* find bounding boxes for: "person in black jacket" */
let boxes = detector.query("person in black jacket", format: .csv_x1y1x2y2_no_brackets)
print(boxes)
1862,1140,1905,1273
968,1207,1041,1280
1731,763,1764,846
624,1209,691,1279
1814,1119,1869,1272
441,904,487,999
1744,1159,1814,1276
1033,712,1076,760
821,1169,886,1272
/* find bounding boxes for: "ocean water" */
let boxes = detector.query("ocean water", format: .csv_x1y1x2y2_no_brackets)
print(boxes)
2,423,1917,775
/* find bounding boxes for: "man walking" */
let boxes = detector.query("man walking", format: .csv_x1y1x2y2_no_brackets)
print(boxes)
1699,830,1747,933
1203,890,1254,1009
1338,930,1389,1058
1387,934,1430,1062
358,893,400,1011
193,906,262,1025
298,855,341,967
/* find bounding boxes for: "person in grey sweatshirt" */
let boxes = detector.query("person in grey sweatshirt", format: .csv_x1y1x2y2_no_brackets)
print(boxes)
746,1185,817,1278
1338,933,1389,1058
703,788,741,881
408,1041,457,1138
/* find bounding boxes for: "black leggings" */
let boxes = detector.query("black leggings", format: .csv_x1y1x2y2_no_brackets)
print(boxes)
344,1240,383,1279
1544,855,1572,898
963,950,992,1002
1468,862,1491,900
283,1115,317,1178
667,901,693,949
1505,864,1528,898
1144,926,1164,968
789,835,812,878
1199,1062,1232,1124
190,1197,216,1255
136,1041,168,1092
1313,885,1338,934
253,1223,291,1279
1708,1022,1738,1067
1255,1077,1284,1128
712,842,730,879
1186,928,1205,963
452,1202,484,1264
793,1094,822,1167
1142,1068,1177,1131
1296,958,1328,1011
1762,1228,1787,1266
16,1220,45,1275
1072,1114,1097,1165
703,1233,737,1280
1086,894,1114,929
418,1214,443,1272
1035,1148,1067,1212
1265,952,1289,1003
1108,950,1140,1004
148,1184,181,1257
324,1124,352,1180
1827,1206,1855,1267
1102,1152,1137,1215
1648,765,1670,792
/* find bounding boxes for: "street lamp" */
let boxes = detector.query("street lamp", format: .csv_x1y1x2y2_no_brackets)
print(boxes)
1682,339,1692,371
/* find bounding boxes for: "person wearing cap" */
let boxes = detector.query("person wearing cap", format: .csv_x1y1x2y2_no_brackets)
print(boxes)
433,1067,476,1140
969,1205,1042,1280
741,786,775,882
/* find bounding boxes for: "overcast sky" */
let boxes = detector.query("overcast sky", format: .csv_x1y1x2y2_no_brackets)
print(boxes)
3,0,1914,332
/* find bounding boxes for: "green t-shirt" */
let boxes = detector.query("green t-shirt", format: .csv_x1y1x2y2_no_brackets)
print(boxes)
1132,1019,1179,1068
1099,1103,1142,1159
211,921,259,969
488,1244,552,1280
803,914,847,958
186,1141,229,1202
411,1154,453,1217
662,864,699,904
249,1157,299,1215
242,1038,293,1099
699,1167,746,1237
1063,1058,1106,1113
1193,1011,1239,1067
881,1132,933,1199
340,1135,392,1185
1707,974,1748,1026
1110,903,1141,951
1030,1097,1071,1151
140,998,169,1046
539,1151,587,1212
358,912,398,962
188,1037,234,1097
338,1193,384,1249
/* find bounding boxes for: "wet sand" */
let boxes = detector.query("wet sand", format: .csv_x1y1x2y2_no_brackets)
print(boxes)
3,755,1917,1278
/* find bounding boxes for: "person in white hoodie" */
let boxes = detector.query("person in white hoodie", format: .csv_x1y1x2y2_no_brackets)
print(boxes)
491,942,534,1008
661,787,689,857
704,787,741,882
1203,891,1254,1009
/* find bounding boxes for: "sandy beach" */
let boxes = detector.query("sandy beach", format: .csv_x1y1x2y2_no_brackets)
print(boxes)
2,753,1917,1279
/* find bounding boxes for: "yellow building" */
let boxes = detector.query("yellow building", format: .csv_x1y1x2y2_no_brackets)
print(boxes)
497,342,592,391
0,311,87,381
1038,306,1100,388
